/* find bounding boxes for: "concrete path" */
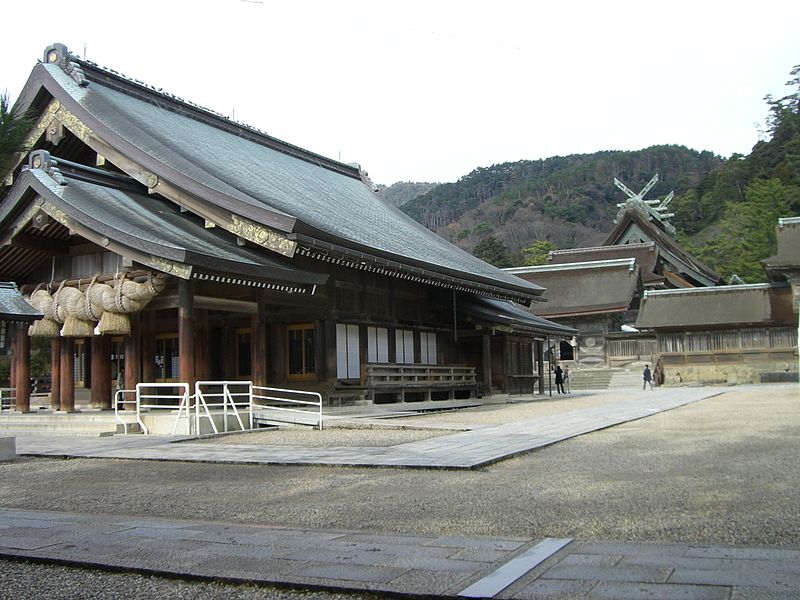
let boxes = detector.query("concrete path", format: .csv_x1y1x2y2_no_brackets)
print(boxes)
15,387,724,469
0,508,797,599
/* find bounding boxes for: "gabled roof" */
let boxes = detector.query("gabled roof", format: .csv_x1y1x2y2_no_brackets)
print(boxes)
546,242,663,286
0,282,41,322
635,284,795,329
7,44,542,303
506,259,640,318
605,206,721,287
0,162,326,293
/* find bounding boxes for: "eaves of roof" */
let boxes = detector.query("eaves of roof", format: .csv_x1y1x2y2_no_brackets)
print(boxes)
0,282,42,322
0,168,327,290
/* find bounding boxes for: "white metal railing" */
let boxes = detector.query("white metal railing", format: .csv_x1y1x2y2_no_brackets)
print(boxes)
113,388,145,434
251,386,323,430
194,381,249,435
0,388,15,411
110,381,323,435
135,382,192,436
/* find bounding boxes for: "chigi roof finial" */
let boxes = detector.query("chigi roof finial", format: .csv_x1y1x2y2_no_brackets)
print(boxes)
43,43,87,87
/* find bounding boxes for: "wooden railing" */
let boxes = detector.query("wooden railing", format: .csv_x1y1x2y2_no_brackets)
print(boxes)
364,364,477,402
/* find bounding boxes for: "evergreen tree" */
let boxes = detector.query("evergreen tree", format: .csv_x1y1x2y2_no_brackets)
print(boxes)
521,240,557,266
473,235,513,268
0,91,36,183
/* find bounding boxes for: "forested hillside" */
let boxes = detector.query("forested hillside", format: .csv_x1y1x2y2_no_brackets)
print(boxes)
376,181,438,207
396,65,800,280
672,66,800,282
400,146,723,264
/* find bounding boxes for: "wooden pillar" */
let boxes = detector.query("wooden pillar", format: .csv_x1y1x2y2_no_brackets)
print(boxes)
59,337,75,411
481,333,492,395
195,309,210,381
178,280,195,389
124,313,142,391
252,293,268,387
536,340,545,394
50,338,61,409
8,336,15,391
90,335,112,409
269,323,283,385
141,311,156,384
14,323,31,412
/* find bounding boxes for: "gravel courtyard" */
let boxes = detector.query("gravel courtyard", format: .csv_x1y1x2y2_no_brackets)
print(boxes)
0,384,797,598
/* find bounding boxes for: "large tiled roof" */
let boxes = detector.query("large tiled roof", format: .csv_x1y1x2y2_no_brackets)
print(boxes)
14,48,543,301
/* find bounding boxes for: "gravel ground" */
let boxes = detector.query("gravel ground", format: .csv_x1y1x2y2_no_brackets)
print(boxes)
0,384,797,597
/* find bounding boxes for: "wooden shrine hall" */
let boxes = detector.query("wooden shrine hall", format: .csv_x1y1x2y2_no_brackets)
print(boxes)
0,44,574,415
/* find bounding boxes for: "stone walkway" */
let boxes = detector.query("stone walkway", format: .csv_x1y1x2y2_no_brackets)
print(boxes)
0,508,797,599
15,387,723,469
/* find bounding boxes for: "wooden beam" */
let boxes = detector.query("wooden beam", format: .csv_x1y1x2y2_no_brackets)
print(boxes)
148,294,258,314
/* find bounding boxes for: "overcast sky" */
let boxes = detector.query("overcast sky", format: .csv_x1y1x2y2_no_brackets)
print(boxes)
1,1,798,185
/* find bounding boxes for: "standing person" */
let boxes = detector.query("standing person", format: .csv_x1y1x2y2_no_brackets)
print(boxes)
554,363,565,394
563,365,571,394
642,364,653,390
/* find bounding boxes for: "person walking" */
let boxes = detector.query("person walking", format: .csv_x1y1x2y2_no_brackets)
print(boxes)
642,364,653,390
554,363,565,394
563,365,571,394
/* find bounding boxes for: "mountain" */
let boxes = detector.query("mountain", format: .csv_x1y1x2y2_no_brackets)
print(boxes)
376,181,438,207
394,65,799,282
399,145,723,260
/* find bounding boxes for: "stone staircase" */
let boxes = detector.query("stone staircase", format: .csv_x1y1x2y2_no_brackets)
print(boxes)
0,411,141,437
567,362,650,391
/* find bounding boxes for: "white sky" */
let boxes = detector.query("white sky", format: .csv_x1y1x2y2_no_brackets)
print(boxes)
1,1,798,184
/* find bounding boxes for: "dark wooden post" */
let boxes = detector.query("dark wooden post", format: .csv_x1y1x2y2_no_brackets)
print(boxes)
91,335,112,409
252,292,268,387
536,340,545,394
50,338,61,409
194,308,210,382
482,333,492,395
178,280,195,390
59,337,75,411
141,311,156,384
124,314,141,391
14,323,31,412
8,336,15,391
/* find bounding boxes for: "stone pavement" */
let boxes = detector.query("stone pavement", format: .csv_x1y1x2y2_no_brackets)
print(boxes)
15,387,724,469
0,508,797,599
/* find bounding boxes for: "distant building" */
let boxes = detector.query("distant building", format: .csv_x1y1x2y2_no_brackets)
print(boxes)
635,216,799,384
507,175,722,372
